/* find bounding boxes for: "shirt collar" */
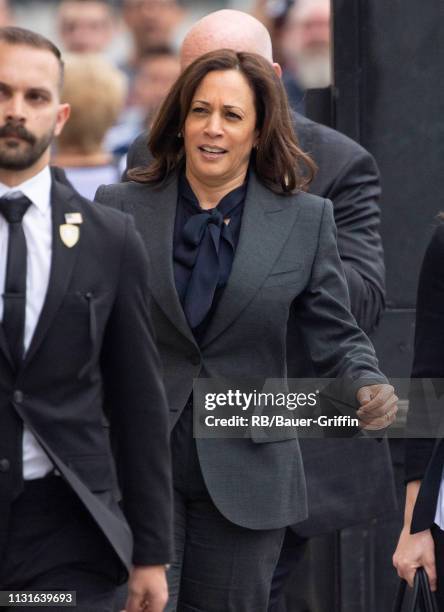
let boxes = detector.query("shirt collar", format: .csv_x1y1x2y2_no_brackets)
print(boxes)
0,165,51,215
179,172,248,215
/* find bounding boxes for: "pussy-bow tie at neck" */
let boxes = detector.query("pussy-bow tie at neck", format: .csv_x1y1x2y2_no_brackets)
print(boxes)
175,178,246,329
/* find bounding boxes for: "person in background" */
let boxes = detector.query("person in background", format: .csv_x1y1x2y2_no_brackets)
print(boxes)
133,47,181,129
106,0,186,158
253,0,331,114
393,224,444,607
53,54,126,200
281,0,331,89
0,0,12,27
57,0,116,55
251,0,304,113
122,0,186,79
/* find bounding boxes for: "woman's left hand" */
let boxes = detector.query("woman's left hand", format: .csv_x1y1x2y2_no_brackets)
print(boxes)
356,384,398,430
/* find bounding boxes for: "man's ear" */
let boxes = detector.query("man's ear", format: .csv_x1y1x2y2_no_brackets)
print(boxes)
272,62,283,79
54,103,71,137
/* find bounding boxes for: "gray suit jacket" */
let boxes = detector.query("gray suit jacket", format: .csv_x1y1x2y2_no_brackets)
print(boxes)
124,118,396,535
95,171,386,530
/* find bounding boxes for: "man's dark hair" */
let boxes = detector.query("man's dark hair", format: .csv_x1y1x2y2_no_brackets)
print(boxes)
0,27,64,86
139,46,177,61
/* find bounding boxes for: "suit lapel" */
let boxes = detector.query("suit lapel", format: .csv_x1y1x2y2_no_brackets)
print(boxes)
136,177,197,346
23,174,81,367
201,175,302,348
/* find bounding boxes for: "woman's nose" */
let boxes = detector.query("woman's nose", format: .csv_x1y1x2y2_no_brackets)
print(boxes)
204,112,223,137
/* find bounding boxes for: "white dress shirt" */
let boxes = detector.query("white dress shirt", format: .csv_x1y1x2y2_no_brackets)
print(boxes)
0,165,54,479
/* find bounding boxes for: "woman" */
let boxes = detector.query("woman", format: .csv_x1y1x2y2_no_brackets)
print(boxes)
96,49,396,610
53,53,126,199
393,225,444,606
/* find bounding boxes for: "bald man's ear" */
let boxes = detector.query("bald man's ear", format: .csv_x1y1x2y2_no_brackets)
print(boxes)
272,62,283,79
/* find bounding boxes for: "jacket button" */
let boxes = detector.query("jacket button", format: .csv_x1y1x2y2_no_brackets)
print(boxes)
189,354,201,366
0,458,10,472
13,390,24,403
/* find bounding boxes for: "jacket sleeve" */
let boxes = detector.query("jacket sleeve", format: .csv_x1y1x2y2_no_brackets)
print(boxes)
323,146,385,335
405,225,444,482
94,184,123,212
101,214,173,566
123,131,152,181
291,199,387,409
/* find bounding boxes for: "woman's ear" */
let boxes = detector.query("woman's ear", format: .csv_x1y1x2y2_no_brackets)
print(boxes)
272,62,283,79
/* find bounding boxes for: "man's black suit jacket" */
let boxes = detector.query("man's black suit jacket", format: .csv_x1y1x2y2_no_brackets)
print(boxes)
0,169,173,574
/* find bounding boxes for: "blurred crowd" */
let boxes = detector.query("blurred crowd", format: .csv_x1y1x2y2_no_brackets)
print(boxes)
1,0,331,197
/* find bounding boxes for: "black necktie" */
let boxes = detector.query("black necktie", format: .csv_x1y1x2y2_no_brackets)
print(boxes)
0,194,32,366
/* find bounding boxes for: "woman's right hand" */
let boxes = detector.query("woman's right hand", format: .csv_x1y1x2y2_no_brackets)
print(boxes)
393,525,437,590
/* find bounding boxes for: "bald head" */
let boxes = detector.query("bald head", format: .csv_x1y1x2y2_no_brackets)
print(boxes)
181,10,280,75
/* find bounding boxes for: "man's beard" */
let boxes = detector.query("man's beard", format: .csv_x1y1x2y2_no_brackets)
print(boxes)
0,121,54,171
294,45,332,89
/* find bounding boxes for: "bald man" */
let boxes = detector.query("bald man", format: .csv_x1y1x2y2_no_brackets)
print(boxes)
125,10,395,611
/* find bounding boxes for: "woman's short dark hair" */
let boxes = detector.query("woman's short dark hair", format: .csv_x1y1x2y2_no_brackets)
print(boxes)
128,49,316,194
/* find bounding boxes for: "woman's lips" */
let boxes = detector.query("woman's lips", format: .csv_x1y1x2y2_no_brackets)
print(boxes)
198,146,227,160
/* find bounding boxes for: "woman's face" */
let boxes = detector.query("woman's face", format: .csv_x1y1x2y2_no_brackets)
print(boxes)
183,69,258,188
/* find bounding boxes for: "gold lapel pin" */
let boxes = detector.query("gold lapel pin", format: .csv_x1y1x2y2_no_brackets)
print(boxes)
65,212,83,225
60,223,80,248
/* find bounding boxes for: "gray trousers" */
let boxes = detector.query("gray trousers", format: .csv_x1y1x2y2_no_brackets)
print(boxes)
168,405,286,611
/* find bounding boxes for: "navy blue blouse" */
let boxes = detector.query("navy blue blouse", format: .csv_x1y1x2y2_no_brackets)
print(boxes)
173,173,247,343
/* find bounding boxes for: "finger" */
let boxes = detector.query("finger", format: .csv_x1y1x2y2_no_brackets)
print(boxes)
359,404,398,427
358,390,397,415
393,555,417,588
357,385,394,410
356,386,372,405
424,557,438,591
356,385,384,407
147,592,168,612
425,566,438,592
125,594,144,612
360,393,398,414
406,567,417,589
358,396,398,420
360,409,397,430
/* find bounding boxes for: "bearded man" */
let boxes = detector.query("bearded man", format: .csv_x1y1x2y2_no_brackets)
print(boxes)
0,27,173,612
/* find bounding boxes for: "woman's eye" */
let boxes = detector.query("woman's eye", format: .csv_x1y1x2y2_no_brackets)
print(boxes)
192,106,206,114
226,111,241,120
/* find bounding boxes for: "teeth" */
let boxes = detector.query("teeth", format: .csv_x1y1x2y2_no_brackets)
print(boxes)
201,146,225,153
